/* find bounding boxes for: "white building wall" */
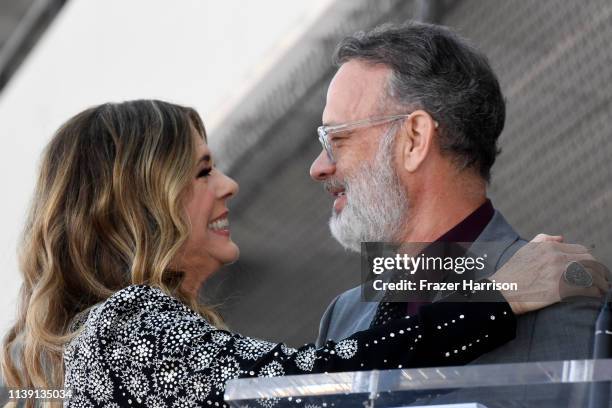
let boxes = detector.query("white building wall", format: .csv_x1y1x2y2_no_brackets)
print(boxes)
0,0,334,334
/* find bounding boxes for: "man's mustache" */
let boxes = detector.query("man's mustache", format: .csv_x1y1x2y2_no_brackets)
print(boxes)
323,178,347,194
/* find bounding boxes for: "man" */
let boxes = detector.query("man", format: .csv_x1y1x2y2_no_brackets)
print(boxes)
310,22,602,366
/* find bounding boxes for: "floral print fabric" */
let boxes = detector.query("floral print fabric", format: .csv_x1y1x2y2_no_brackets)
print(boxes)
64,284,515,407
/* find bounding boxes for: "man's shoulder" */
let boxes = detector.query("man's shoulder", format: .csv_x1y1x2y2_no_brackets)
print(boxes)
476,210,521,243
522,296,600,360
471,297,600,364
470,209,528,277
475,210,599,361
317,284,380,344
333,284,362,304
329,284,376,320
334,281,388,308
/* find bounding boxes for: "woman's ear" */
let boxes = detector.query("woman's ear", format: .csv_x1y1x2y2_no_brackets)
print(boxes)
400,110,438,173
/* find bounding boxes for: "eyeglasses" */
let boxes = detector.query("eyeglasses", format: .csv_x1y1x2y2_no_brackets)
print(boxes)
317,113,438,163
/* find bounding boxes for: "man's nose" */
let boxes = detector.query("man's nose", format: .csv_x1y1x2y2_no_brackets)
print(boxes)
309,150,336,181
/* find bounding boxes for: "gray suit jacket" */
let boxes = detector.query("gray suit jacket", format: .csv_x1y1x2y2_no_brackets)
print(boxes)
316,211,600,365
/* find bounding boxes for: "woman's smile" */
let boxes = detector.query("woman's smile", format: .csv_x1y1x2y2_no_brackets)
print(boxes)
208,212,230,236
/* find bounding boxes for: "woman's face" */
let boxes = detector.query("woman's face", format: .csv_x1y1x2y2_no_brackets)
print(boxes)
177,132,239,292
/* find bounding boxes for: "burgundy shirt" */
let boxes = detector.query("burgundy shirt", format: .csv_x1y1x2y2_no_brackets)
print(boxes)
435,199,494,243
405,199,495,315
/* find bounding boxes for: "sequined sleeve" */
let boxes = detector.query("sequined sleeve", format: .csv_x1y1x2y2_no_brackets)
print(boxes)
64,285,515,408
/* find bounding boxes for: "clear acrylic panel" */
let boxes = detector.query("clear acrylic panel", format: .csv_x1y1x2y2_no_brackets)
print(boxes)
225,359,612,407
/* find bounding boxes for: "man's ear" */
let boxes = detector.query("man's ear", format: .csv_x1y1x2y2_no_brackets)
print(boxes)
399,110,438,173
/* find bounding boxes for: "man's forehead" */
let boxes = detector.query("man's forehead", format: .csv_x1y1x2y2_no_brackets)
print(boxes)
323,60,390,124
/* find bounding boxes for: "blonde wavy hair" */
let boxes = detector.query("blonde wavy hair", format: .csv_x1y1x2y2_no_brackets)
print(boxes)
1,100,225,407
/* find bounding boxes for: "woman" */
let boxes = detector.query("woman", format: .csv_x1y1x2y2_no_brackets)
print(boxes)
0,100,558,408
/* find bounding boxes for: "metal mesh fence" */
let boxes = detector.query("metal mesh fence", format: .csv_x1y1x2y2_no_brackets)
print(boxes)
450,0,612,260
204,0,612,346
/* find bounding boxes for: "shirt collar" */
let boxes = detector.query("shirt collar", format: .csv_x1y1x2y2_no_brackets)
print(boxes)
435,199,495,243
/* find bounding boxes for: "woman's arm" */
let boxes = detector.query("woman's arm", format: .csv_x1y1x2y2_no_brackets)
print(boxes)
246,288,514,375
64,285,515,407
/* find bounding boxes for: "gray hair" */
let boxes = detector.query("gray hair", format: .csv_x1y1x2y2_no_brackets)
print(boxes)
333,22,505,181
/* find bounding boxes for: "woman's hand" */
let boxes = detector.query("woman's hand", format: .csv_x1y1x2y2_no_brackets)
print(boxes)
491,234,610,315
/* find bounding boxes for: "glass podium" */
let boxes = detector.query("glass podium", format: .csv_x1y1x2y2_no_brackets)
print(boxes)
225,359,612,407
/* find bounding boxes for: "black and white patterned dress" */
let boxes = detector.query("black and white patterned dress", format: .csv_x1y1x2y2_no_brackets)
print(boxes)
64,284,515,407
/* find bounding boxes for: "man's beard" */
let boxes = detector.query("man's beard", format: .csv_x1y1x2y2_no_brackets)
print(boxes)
326,129,409,252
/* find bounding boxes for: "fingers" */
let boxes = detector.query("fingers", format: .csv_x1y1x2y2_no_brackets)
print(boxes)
551,242,591,254
532,233,563,243
590,273,609,297
560,256,608,297
558,259,610,300
530,234,590,253
491,238,609,311
567,286,603,299
582,259,611,295
581,259,612,281
563,252,597,263
560,282,605,300
508,301,549,315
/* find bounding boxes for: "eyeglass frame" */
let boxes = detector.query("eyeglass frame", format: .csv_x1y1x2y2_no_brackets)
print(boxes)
317,113,438,163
